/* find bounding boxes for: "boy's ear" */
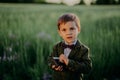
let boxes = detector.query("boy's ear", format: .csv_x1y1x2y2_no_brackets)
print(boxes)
58,30,62,37
78,27,81,33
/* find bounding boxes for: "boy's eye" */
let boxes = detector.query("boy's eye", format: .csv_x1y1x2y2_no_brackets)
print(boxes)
70,27,75,30
62,29,66,32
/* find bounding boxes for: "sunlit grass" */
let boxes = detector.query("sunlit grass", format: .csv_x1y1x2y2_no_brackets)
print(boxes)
0,4,120,80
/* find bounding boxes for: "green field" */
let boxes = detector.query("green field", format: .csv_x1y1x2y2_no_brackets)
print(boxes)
0,3,120,80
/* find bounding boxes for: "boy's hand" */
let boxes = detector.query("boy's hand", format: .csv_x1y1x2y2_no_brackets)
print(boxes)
59,54,69,65
52,65,63,71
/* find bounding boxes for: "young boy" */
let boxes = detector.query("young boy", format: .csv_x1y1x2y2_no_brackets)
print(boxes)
48,13,92,80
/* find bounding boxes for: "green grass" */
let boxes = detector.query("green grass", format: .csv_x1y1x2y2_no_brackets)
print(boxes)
0,3,120,80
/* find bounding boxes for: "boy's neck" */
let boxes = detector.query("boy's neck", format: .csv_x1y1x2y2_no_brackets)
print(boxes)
64,39,77,45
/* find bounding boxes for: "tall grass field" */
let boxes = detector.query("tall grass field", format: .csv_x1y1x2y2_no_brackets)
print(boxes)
0,4,120,80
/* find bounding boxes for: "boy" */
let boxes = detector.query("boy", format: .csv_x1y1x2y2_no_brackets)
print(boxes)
48,13,92,80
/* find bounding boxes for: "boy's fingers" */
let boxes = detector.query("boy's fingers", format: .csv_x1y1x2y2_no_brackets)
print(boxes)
59,54,67,63
55,67,59,70
59,59,64,63
59,66,63,71
55,66,63,71
52,65,56,69
59,55,64,63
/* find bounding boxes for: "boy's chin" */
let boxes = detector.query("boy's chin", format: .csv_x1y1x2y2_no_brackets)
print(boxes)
66,41,74,44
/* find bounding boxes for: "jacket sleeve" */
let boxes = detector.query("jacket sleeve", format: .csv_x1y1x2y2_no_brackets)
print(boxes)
67,46,92,74
48,44,58,69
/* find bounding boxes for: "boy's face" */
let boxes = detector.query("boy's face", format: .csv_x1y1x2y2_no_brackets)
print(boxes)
58,21,80,45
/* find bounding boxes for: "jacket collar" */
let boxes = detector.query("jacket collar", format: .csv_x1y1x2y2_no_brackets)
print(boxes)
61,40,81,47
58,40,81,56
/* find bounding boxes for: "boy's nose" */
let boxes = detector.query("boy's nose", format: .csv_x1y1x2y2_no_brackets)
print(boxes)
66,30,72,35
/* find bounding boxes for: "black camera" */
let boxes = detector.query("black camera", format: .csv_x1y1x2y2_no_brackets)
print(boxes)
52,57,65,68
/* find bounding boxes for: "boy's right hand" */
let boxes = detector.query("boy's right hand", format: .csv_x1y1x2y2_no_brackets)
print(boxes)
52,65,63,71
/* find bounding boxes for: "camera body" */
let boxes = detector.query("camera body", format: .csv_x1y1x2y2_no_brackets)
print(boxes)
53,57,65,68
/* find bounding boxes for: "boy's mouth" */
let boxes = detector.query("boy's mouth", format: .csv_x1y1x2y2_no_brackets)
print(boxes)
67,36,72,39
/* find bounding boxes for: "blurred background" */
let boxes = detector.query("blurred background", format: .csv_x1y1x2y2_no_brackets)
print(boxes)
0,0,120,80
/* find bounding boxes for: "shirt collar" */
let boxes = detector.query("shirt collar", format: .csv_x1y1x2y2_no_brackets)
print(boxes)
64,39,77,45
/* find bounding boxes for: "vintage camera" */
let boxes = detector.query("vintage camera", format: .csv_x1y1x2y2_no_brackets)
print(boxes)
52,57,65,68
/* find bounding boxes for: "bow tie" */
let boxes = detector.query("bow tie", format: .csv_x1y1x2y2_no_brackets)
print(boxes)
63,43,75,49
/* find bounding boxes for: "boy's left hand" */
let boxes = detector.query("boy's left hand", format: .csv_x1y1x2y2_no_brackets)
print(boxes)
52,65,63,71
59,54,69,65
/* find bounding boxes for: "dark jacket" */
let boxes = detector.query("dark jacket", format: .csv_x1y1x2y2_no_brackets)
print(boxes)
48,40,92,80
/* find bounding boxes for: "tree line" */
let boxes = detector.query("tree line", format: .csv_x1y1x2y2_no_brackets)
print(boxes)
0,0,120,4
